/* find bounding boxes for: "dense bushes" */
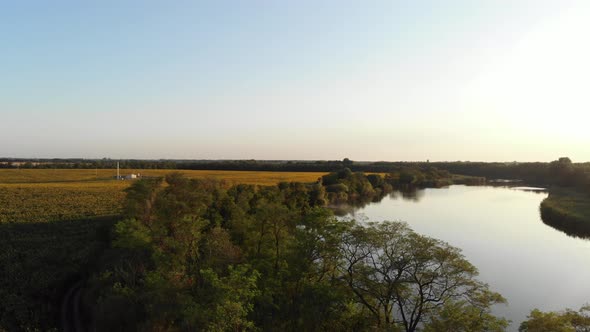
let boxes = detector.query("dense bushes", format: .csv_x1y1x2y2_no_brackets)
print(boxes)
80,175,507,331
540,189,590,238
520,305,590,331
0,168,499,331
319,167,463,207
431,158,590,190
535,158,590,239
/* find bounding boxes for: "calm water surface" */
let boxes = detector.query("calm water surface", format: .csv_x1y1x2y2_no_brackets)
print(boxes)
349,185,590,330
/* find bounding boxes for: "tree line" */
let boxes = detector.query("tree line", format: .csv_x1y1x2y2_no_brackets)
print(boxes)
430,158,590,191
0,168,478,331
80,173,508,331
3,157,588,192
1,168,588,330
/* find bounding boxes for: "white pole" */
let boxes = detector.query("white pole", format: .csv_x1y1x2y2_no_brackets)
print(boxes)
117,162,120,180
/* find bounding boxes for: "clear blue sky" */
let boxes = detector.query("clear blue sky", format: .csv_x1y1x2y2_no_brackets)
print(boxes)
1,1,588,161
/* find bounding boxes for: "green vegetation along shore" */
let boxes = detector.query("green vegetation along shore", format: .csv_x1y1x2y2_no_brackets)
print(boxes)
0,168,484,331
1,162,588,330
541,188,590,238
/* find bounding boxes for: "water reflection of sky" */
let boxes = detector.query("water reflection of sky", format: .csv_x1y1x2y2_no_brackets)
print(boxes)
351,185,590,331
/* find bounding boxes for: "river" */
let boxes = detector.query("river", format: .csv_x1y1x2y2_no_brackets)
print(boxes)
348,185,590,330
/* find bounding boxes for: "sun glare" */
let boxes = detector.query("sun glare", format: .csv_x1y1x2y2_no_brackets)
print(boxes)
474,3,590,138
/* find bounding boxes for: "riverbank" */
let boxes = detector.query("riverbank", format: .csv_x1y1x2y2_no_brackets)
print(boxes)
540,187,590,238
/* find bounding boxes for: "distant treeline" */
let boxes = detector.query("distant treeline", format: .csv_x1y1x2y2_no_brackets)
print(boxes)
1,158,431,172
3,157,589,190
0,158,354,171
540,195,590,238
428,159,590,188
0,158,178,169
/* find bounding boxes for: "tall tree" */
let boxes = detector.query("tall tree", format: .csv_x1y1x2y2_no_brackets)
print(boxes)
340,221,507,331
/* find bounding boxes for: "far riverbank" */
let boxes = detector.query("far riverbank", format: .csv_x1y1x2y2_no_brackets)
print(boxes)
540,187,590,238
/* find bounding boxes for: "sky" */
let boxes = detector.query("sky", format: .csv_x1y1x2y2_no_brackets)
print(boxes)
1,0,588,162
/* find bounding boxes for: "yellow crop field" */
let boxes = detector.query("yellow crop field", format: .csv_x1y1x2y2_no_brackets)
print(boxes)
0,182,127,223
0,169,326,223
0,169,325,186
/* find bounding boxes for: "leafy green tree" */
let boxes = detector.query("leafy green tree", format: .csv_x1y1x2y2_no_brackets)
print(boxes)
84,174,515,331
200,226,243,273
123,177,163,224
423,292,509,331
338,167,354,179
520,305,590,332
281,182,311,211
197,265,260,332
308,182,327,207
397,168,427,186
340,221,507,332
343,158,354,168
367,174,384,188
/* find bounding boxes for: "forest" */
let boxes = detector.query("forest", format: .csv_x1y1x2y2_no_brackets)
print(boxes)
1,164,589,331
3,157,590,191
0,168,503,331
67,173,509,331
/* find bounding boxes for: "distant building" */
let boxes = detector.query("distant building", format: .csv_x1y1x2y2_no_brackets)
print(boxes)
114,173,141,180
